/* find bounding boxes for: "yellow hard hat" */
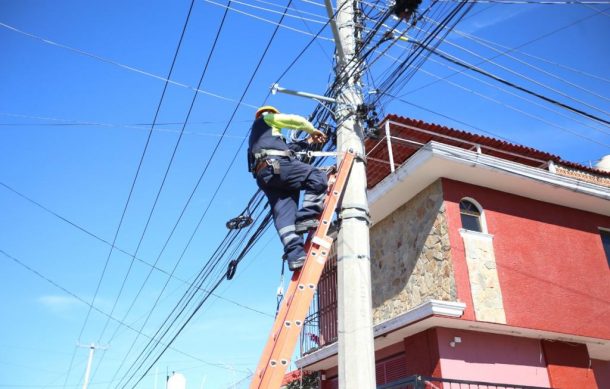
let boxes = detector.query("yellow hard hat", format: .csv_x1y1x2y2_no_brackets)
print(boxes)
255,105,279,119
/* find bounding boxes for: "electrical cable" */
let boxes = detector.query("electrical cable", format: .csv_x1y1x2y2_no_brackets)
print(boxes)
418,50,610,136
111,0,305,386
97,0,233,356
60,1,200,387
401,6,610,96
0,22,259,109
203,0,334,40
0,182,271,319
425,19,610,104
420,43,610,126
0,249,245,373
396,59,610,147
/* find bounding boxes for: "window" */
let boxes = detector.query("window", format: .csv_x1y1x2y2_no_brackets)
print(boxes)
600,229,610,266
460,199,482,232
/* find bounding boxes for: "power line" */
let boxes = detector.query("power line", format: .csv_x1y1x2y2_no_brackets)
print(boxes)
401,6,610,97
417,47,610,136
446,26,610,85
111,0,302,386
0,22,258,109
203,0,334,40
0,249,245,373
398,58,610,147
101,3,245,387
421,18,610,104
0,181,271,318
62,0,201,386
218,0,328,23
419,43,610,126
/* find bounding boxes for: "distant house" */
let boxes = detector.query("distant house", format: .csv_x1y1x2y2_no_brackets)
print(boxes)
294,115,610,389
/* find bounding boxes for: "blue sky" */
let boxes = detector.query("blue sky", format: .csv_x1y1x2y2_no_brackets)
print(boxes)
1,1,609,388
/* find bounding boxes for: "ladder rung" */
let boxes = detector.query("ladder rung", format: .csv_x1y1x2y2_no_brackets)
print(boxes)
312,236,332,249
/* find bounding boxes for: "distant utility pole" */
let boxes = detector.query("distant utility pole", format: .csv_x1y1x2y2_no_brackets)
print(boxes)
331,0,377,386
78,343,107,389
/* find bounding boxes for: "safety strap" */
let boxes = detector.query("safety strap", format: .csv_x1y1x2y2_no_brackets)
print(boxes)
254,149,294,160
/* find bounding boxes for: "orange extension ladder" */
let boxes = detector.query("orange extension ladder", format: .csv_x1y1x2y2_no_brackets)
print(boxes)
250,150,356,389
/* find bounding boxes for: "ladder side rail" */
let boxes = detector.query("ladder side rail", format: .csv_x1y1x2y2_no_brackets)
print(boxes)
251,152,355,389
259,236,333,388
250,165,342,387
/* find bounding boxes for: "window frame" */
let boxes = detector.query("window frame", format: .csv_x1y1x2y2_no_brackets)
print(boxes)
459,197,488,234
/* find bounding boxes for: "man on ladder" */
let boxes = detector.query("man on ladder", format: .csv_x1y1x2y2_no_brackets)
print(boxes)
248,106,328,271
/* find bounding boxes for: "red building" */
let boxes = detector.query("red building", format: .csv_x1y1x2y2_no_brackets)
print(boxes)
294,115,610,388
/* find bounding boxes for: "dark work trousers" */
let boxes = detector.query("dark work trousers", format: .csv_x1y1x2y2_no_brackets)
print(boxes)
255,157,328,262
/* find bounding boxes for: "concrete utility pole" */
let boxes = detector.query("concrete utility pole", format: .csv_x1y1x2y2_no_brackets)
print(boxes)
82,344,95,389
78,343,108,389
333,0,376,386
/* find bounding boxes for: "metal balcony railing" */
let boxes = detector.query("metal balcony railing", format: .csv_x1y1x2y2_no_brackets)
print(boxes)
300,249,338,356
377,375,551,389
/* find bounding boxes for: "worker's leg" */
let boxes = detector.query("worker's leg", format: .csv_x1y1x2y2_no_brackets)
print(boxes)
296,167,327,222
256,161,306,268
264,188,305,263
274,158,328,232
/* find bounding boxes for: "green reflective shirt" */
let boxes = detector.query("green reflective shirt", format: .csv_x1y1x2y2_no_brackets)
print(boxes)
262,113,316,137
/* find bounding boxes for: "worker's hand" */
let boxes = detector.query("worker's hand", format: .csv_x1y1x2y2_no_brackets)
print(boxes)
308,129,327,144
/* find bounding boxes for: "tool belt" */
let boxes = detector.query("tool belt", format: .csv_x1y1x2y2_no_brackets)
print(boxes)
254,159,280,175
250,149,293,176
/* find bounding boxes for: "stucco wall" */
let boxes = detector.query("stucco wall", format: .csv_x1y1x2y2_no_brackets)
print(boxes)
437,328,551,387
370,180,456,324
443,178,610,339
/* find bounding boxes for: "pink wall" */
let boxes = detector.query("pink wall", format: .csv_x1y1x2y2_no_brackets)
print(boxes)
442,179,610,339
436,328,551,387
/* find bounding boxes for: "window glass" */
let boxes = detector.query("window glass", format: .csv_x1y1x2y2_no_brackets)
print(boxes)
600,229,610,266
460,200,482,232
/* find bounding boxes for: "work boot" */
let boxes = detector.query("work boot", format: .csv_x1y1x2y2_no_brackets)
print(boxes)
295,219,319,234
288,256,306,271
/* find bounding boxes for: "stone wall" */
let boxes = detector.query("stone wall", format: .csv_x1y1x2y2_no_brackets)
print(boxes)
370,179,456,324
460,230,506,324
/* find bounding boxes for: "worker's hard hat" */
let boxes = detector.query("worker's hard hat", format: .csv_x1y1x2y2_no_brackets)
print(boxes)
255,105,279,119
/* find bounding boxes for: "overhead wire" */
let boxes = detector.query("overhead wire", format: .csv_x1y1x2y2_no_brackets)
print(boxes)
433,8,610,84
0,181,271,319
115,0,347,380
419,50,610,136
100,2,241,386
0,249,245,374
368,1,474,108
203,0,334,40
97,4,236,379
394,57,610,147
402,5,610,96
60,0,200,386
416,26,610,119
110,0,310,386
0,22,259,109
418,44,610,126
218,0,328,23
425,19,610,104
